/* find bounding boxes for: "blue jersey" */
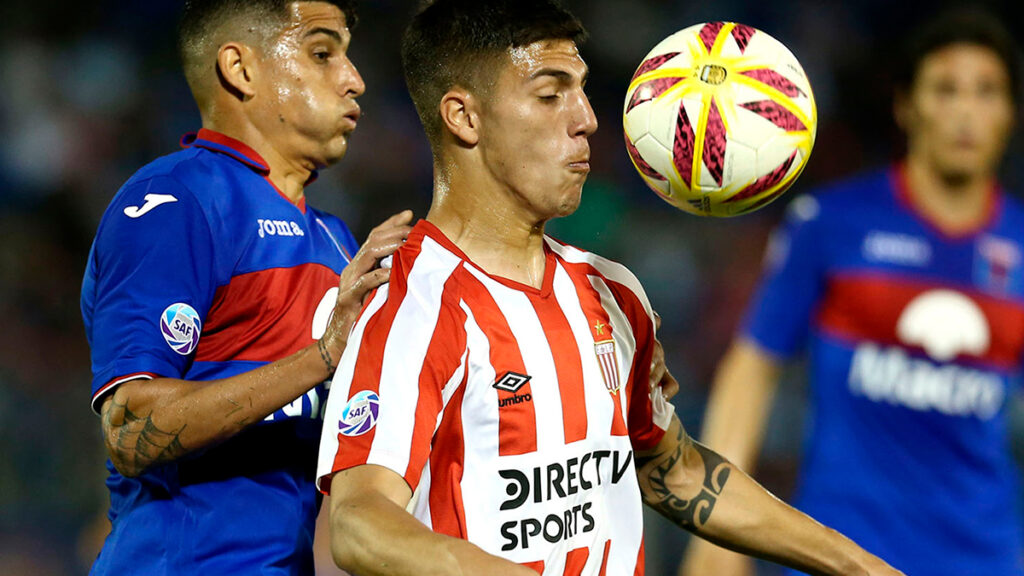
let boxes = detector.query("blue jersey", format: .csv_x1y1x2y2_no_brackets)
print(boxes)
81,129,359,575
745,166,1024,576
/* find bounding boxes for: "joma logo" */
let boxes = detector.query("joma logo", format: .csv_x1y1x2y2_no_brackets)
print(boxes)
257,219,306,238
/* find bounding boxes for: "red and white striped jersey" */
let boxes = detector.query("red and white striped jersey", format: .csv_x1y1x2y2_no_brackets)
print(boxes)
317,221,672,575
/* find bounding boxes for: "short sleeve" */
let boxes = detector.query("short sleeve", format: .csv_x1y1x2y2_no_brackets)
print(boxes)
316,248,466,494
595,271,672,453
82,176,220,413
742,194,826,359
624,302,673,452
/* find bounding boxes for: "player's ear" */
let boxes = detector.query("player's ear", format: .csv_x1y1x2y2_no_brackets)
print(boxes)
216,42,259,102
893,88,911,132
439,88,480,146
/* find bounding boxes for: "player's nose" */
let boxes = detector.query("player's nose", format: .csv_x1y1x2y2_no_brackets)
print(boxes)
341,56,366,98
571,90,598,138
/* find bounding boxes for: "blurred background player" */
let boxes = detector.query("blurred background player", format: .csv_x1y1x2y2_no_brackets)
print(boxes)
682,8,1024,576
80,1,412,574
316,1,903,575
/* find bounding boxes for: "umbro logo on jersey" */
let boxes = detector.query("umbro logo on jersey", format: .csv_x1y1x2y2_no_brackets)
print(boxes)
124,193,178,218
493,371,531,393
257,218,306,239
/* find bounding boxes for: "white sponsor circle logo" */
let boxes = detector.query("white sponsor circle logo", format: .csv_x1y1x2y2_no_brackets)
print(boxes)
896,290,990,362
848,289,1004,419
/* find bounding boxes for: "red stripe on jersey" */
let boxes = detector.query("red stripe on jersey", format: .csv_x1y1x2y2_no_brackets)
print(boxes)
530,292,588,443
563,546,590,576
816,273,1024,370
195,263,339,362
598,540,612,576
460,270,539,456
604,279,663,451
428,367,470,538
634,538,646,575
406,272,468,486
522,560,545,574
562,261,628,436
330,241,419,477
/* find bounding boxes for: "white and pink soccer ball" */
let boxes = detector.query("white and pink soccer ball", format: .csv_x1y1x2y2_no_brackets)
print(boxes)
623,22,817,217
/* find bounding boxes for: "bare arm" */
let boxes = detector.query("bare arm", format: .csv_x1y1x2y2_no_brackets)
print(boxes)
638,414,902,576
328,465,535,576
697,339,782,471
679,338,781,575
99,211,413,477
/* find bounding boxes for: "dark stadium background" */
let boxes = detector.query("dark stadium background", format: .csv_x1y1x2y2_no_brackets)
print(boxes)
1,0,1021,574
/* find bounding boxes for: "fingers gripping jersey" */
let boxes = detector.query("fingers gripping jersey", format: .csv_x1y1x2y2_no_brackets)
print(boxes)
317,221,671,575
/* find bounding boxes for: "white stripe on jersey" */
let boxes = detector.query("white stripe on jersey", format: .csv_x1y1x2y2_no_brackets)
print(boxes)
464,265,567,450
459,302,503,553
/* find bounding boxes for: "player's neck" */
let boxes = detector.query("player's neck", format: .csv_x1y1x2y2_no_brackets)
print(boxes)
426,167,548,289
903,157,996,235
202,119,310,205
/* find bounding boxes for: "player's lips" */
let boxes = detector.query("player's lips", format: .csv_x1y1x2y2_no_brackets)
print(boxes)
341,106,361,128
568,155,591,173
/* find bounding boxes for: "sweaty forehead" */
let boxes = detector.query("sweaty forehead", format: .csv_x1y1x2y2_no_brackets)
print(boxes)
280,1,349,39
507,39,587,79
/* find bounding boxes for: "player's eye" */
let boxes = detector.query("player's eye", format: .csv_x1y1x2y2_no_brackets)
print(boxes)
977,81,1006,98
312,49,332,62
932,80,956,97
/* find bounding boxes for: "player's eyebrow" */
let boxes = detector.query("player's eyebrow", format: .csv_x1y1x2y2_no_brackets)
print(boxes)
531,67,590,85
302,27,343,42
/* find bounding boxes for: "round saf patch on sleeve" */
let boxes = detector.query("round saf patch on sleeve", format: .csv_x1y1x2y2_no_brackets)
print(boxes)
160,303,202,355
339,391,380,436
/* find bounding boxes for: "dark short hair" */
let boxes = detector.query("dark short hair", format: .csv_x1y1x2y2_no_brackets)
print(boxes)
178,0,358,99
895,7,1021,106
401,0,587,150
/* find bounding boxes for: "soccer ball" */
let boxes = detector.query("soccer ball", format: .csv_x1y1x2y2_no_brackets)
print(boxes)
623,22,817,217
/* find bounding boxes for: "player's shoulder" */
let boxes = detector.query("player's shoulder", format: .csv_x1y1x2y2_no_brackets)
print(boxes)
544,236,637,285
544,236,653,316
94,150,208,233
382,225,468,300
110,148,211,210
996,187,1024,228
779,167,893,225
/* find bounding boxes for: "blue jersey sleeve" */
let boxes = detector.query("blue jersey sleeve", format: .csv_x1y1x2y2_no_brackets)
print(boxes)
741,194,826,359
82,175,222,412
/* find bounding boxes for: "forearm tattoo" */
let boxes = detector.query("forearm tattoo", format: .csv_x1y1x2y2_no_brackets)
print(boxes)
636,426,732,532
102,396,187,476
317,338,337,375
